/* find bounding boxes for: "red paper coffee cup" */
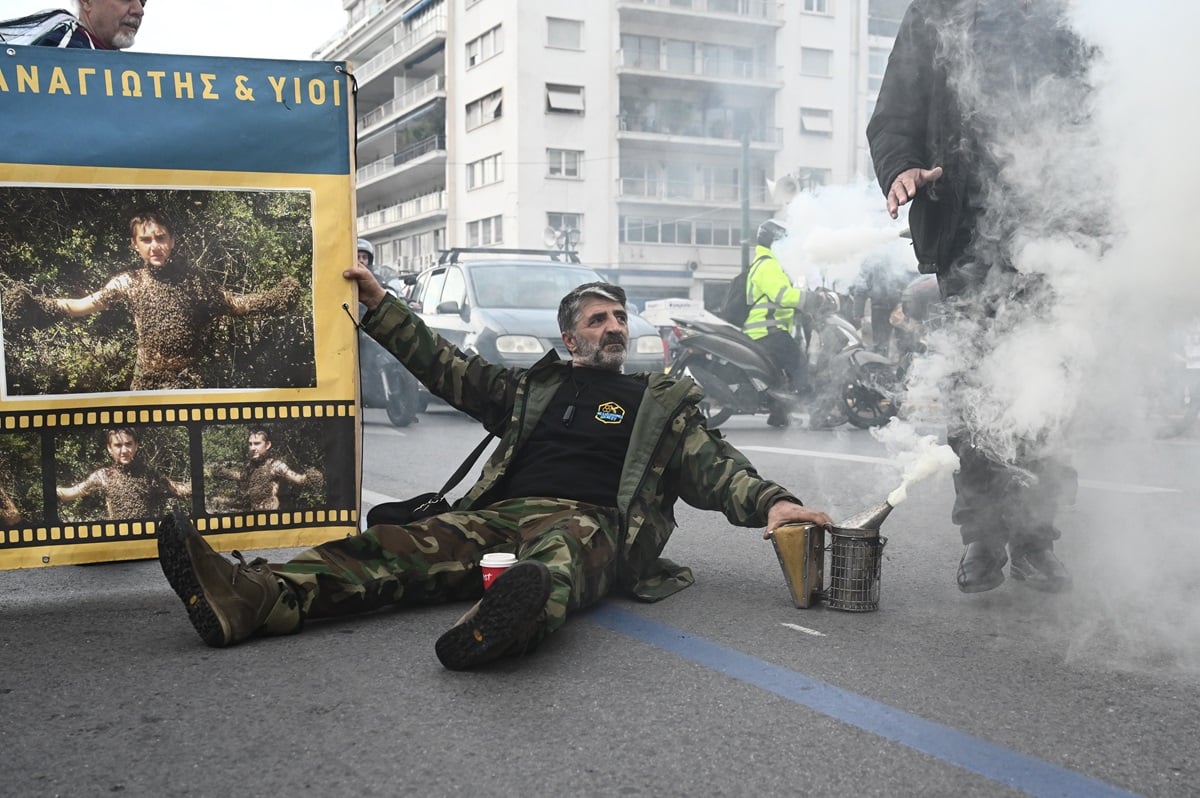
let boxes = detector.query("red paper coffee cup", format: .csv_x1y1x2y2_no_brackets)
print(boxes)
480,552,517,590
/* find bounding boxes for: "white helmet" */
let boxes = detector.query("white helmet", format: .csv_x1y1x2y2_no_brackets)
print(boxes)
356,238,374,266
757,219,788,248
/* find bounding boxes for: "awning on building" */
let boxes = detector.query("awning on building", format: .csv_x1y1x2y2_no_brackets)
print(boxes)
546,86,585,113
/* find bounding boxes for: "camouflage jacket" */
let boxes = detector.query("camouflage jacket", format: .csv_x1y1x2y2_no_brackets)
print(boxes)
362,296,801,601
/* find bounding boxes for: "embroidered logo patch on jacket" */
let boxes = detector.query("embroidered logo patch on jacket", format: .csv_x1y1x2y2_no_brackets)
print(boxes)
594,402,625,424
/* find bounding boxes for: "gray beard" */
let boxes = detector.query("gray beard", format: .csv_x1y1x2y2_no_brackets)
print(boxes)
111,28,137,49
571,337,626,372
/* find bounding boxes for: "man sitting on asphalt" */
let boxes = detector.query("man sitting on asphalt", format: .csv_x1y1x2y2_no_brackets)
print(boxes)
156,264,832,670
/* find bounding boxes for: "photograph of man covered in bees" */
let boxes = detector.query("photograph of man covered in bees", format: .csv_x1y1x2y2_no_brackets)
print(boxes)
202,421,335,515
54,425,192,524
0,187,315,396
0,431,43,529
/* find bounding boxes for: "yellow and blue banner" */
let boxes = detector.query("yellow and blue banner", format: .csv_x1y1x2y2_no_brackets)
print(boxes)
0,46,360,568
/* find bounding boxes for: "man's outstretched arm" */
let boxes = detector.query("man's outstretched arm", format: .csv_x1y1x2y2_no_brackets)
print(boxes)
12,274,128,320
223,276,303,316
57,470,105,502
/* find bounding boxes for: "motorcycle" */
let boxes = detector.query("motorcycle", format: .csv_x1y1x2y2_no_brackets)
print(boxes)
358,303,421,428
666,289,900,429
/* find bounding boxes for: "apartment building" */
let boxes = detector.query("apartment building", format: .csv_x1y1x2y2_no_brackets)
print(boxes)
318,0,905,310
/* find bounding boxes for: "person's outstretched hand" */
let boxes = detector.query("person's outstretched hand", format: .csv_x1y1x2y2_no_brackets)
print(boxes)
886,165,943,218
343,264,387,310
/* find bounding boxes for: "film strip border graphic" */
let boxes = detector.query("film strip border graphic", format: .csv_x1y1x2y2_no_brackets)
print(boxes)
0,399,356,432
0,399,359,550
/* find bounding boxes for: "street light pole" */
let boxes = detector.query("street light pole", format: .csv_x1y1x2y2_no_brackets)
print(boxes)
739,109,751,270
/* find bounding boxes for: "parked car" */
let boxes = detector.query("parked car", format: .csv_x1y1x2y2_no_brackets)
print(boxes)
405,248,667,375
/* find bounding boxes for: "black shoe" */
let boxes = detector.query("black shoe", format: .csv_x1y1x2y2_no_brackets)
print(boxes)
1009,546,1072,593
157,511,287,647
957,542,1007,594
435,560,551,670
766,412,790,428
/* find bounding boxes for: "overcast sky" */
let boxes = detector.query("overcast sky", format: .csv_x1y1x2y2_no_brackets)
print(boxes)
5,1,348,60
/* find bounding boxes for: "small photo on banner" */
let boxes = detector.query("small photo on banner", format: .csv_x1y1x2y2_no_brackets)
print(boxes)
54,424,191,524
202,421,330,515
0,430,43,529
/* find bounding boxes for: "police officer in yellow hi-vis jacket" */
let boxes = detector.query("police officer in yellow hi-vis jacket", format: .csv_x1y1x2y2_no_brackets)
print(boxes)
741,220,815,427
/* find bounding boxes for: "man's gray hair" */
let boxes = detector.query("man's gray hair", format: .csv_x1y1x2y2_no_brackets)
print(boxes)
557,282,627,334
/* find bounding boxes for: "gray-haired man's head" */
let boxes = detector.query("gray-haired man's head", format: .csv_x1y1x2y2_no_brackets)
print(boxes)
557,282,629,371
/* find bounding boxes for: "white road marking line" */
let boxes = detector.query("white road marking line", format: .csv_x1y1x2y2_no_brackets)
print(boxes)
361,488,399,506
1076,479,1178,495
781,622,826,637
740,445,891,466
738,445,1181,495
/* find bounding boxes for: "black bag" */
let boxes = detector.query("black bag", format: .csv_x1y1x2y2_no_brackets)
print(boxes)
715,254,768,325
364,434,494,528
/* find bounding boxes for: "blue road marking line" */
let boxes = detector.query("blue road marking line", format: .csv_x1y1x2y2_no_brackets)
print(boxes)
589,605,1141,798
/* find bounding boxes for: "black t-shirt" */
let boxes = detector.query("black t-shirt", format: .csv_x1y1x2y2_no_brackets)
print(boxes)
501,366,644,507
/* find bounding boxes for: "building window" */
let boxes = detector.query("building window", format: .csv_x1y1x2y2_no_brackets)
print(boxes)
547,212,583,243
869,46,889,91
665,39,695,74
795,167,832,191
547,17,582,50
466,89,503,131
621,217,729,247
800,107,833,136
620,159,656,196
621,34,659,70
800,47,833,78
466,152,503,189
661,220,693,245
701,42,756,80
547,148,582,178
467,215,503,246
546,84,585,115
466,24,502,69
804,0,831,13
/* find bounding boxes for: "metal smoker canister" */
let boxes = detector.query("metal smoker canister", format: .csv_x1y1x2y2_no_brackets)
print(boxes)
824,525,887,612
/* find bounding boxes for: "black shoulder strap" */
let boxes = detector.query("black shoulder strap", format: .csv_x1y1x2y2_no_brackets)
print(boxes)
435,433,495,498
746,253,771,304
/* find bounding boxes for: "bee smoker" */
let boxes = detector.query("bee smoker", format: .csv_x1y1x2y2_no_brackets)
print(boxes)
768,501,892,612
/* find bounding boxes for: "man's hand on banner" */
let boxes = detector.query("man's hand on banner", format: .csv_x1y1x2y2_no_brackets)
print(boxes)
343,264,386,310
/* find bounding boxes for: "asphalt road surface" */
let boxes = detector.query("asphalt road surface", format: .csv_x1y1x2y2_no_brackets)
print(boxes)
3,405,1197,797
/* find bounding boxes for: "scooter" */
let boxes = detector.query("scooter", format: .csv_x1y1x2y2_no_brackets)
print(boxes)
358,304,420,428
667,290,900,429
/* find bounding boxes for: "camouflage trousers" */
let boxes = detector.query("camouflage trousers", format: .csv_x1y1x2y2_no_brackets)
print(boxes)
263,497,621,646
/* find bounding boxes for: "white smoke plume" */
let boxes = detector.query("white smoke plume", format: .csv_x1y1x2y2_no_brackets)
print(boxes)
871,420,960,507
875,1,1200,673
772,181,914,293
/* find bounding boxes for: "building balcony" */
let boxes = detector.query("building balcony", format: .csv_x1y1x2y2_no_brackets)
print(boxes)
616,47,782,89
357,189,448,237
357,134,447,187
617,178,770,206
358,74,446,136
617,113,782,150
354,12,447,89
617,0,783,30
